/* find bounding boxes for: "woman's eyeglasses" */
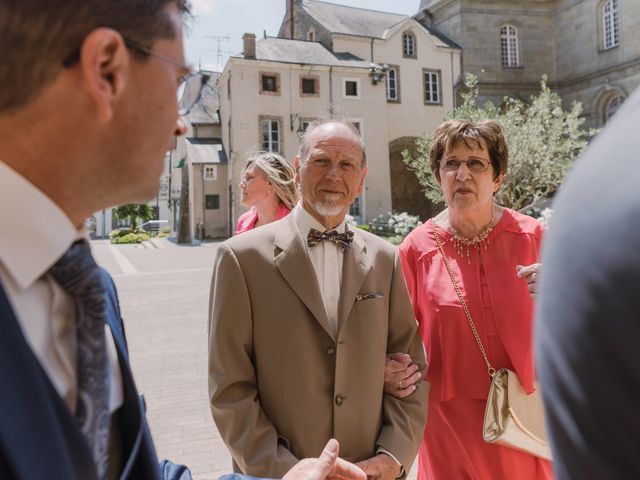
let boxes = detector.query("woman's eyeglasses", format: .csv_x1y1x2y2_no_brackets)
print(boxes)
440,158,490,173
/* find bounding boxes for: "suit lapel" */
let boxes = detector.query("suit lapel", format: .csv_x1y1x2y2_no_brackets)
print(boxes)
337,230,372,333
274,215,334,340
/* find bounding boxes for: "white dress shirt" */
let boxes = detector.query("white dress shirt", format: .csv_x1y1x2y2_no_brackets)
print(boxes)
0,161,123,414
292,204,347,337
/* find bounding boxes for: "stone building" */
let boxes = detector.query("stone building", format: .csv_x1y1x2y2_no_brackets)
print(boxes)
418,0,639,127
171,72,230,241
218,0,462,226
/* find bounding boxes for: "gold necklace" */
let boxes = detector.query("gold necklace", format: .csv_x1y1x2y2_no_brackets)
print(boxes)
447,219,495,264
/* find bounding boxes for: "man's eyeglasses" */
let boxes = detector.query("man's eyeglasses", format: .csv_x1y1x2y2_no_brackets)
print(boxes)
63,36,209,116
440,158,490,173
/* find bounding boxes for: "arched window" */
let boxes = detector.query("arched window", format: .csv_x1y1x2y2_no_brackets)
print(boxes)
604,94,625,123
501,24,519,67
601,0,620,50
402,31,416,58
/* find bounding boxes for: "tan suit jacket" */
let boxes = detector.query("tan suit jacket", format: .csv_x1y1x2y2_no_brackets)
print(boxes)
208,214,428,478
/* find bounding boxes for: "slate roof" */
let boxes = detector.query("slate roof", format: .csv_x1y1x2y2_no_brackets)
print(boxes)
185,138,227,164
234,37,371,69
301,0,407,39
187,71,220,125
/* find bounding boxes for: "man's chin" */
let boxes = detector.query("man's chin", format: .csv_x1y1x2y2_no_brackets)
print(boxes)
313,201,346,218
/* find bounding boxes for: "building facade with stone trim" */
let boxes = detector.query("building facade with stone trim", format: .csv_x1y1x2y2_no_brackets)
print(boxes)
418,0,640,128
219,1,462,227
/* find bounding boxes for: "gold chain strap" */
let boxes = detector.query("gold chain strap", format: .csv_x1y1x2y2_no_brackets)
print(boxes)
432,221,496,378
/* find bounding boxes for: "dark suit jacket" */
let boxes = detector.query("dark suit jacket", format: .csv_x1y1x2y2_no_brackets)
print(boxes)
0,273,161,479
536,87,640,479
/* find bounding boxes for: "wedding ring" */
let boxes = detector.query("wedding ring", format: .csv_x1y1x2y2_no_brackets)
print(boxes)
398,380,404,390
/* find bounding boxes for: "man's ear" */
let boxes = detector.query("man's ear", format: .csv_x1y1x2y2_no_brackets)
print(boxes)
294,155,301,183
357,165,368,195
79,28,129,122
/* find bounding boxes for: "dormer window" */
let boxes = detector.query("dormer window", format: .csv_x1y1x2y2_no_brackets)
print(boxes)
402,31,417,58
307,28,316,42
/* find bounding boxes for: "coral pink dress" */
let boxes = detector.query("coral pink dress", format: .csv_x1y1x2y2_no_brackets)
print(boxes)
235,203,291,235
399,209,553,480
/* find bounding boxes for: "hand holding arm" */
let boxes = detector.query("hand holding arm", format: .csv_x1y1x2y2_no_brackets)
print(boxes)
383,353,421,399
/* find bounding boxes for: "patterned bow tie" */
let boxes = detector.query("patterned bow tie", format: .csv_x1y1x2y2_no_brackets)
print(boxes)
307,228,354,252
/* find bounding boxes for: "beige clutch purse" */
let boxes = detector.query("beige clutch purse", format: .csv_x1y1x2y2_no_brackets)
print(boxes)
483,368,552,460
433,223,552,461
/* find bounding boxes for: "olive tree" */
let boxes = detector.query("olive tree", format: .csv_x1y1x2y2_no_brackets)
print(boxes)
402,75,595,213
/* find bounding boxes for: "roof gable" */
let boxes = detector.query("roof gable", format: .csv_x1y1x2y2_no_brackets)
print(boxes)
233,37,371,68
301,0,408,39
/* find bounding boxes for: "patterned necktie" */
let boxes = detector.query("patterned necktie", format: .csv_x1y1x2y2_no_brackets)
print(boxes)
307,228,354,252
49,240,111,479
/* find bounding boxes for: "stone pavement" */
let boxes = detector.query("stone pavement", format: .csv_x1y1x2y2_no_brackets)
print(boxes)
92,238,417,480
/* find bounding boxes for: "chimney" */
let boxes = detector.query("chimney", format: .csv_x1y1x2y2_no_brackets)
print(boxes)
282,0,297,39
243,33,256,59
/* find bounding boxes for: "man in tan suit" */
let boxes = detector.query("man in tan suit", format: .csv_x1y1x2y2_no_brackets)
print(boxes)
208,121,428,480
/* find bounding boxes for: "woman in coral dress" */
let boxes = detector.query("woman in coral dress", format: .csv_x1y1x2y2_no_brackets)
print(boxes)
389,120,553,479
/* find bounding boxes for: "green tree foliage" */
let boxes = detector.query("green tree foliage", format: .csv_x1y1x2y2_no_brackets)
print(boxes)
402,74,595,213
112,204,155,229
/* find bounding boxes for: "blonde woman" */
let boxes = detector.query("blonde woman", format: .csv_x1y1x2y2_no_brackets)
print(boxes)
235,152,298,234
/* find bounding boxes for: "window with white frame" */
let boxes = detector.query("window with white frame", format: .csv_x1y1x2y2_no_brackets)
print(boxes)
423,70,440,104
307,29,315,41
501,25,520,67
604,94,625,123
260,118,281,153
343,78,360,98
386,66,399,101
402,32,416,58
602,0,620,50
203,165,217,181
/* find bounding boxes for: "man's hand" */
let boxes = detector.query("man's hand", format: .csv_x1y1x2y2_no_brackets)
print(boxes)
283,439,366,480
516,263,542,299
356,453,401,480
383,352,421,399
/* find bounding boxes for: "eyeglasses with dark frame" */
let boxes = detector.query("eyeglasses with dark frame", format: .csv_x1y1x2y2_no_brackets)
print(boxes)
62,35,209,116
440,158,490,173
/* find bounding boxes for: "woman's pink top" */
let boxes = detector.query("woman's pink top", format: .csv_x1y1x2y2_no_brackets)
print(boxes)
400,209,551,479
399,209,544,401
234,203,291,235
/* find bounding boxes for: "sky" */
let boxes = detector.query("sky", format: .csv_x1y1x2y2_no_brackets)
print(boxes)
185,0,420,71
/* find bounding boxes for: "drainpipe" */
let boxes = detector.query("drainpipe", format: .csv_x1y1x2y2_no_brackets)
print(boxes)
329,66,334,115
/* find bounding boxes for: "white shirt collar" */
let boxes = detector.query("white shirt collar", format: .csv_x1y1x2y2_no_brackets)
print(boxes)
292,203,348,239
0,161,84,289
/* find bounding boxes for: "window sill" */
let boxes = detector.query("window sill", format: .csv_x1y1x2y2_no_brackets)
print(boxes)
599,45,620,54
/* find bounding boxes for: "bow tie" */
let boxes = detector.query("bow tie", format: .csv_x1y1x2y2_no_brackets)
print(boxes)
307,228,354,252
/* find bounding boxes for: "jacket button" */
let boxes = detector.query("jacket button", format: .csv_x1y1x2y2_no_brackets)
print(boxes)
327,346,336,355
335,395,343,406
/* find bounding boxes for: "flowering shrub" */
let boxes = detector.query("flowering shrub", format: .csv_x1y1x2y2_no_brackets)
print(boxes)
369,212,422,239
402,74,595,213
537,208,553,228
